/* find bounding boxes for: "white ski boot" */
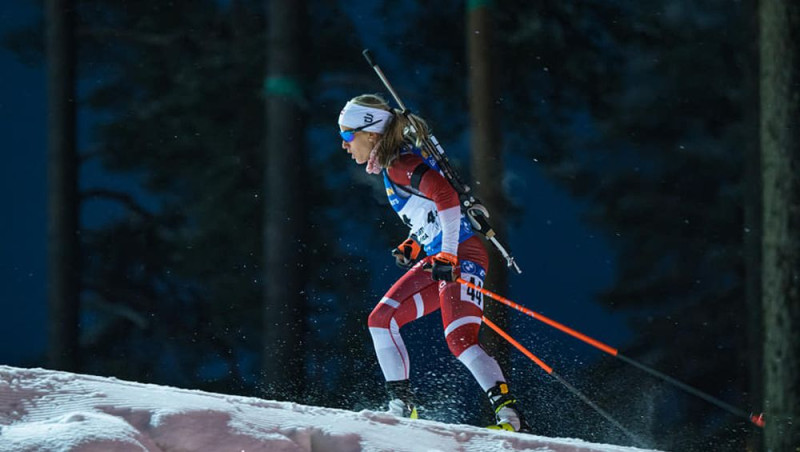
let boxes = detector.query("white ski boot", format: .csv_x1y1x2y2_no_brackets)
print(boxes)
386,380,420,419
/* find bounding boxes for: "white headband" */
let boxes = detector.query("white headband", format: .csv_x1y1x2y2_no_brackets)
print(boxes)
338,101,393,133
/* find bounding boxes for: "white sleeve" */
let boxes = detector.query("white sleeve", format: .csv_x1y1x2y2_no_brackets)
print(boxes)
438,206,461,256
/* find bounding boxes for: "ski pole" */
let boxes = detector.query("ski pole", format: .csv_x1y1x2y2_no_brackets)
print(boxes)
362,48,521,274
482,316,648,448
463,278,766,428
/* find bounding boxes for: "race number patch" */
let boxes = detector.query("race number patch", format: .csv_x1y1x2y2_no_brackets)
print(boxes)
460,260,486,309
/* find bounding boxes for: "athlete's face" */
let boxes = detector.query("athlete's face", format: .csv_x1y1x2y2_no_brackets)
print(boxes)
341,128,378,165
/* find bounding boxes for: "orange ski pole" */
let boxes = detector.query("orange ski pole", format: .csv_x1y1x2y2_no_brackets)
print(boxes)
461,278,765,428
482,316,647,447
460,278,618,355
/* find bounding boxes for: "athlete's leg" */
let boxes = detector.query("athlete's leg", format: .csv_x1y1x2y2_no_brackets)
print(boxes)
367,262,441,381
439,260,506,391
441,239,531,432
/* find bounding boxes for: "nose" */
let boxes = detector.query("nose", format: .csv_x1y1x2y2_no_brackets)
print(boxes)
342,140,350,151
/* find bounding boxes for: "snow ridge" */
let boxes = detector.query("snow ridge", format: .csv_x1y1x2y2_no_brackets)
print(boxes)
0,365,660,452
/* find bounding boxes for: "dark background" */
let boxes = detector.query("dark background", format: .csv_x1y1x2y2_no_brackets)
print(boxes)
0,0,625,367
1,0,775,450
1,0,48,365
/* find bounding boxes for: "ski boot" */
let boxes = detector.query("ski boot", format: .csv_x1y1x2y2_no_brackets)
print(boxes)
486,381,531,433
385,380,420,419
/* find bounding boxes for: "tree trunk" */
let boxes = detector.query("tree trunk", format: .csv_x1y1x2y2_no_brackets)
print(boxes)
759,0,800,449
467,1,511,374
45,0,80,372
262,0,308,401
742,1,762,450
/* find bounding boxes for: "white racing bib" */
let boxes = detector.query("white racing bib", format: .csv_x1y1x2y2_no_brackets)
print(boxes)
459,260,486,309
382,147,474,256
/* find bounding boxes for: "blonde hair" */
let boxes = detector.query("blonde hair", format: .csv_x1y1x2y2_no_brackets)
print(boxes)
347,94,431,168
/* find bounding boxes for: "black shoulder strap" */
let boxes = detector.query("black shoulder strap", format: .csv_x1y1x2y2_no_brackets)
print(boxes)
410,163,430,191
384,166,431,200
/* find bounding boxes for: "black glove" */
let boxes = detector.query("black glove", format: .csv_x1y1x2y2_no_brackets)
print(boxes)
427,252,458,282
391,237,422,269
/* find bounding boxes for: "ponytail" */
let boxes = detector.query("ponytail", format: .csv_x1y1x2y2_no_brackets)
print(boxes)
347,94,431,168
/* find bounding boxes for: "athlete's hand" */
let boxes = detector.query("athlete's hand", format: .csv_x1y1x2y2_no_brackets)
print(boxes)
427,252,458,282
391,237,422,269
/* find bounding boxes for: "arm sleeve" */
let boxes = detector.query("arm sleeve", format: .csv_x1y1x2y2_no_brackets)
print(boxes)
388,155,461,256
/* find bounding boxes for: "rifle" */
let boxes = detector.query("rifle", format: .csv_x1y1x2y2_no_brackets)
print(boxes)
362,49,521,274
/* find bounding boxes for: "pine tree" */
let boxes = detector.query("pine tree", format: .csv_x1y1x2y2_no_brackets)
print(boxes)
759,0,800,449
262,0,309,400
45,0,80,372
466,0,511,410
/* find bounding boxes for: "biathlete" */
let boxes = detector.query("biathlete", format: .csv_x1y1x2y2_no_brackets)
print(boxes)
337,94,530,432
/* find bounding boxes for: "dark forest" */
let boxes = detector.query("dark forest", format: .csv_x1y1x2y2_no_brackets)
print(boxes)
2,0,798,450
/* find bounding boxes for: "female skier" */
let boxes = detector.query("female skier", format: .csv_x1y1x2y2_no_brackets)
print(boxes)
337,94,530,432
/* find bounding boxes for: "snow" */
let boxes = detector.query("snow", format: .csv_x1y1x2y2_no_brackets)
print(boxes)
0,366,661,452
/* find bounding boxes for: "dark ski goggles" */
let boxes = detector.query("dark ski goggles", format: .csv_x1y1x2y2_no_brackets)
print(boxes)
339,119,384,143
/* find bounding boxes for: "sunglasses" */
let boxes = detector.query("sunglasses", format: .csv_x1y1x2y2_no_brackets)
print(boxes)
339,119,384,143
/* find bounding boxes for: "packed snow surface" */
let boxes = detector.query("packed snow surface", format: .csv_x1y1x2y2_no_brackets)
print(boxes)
0,365,661,451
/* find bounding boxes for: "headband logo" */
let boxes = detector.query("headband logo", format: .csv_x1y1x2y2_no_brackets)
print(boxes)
363,113,374,124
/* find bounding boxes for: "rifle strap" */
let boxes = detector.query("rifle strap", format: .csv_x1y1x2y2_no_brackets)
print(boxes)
410,164,430,191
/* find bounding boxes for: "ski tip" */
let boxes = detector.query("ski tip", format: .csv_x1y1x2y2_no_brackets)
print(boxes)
750,412,765,428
